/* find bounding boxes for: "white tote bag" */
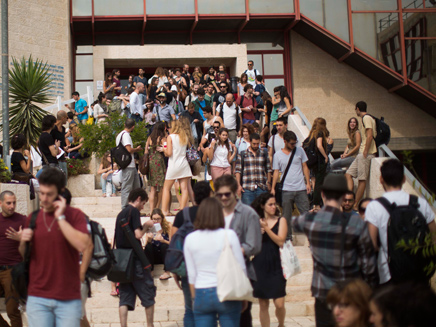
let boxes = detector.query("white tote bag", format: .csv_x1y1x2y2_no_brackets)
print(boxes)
216,232,253,302
280,240,301,280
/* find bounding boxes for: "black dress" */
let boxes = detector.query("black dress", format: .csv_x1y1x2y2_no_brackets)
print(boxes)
252,217,286,299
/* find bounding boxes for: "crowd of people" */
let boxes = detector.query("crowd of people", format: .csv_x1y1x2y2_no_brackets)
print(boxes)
0,59,435,327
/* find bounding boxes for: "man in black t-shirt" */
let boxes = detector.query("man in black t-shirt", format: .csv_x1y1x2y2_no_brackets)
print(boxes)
170,181,212,327
114,188,156,327
37,115,60,179
51,111,68,179
212,82,230,116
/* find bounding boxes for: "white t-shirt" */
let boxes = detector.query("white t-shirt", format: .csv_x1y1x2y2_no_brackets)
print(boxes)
93,103,107,123
184,228,246,288
245,68,259,86
129,92,145,118
365,190,435,284
115,131,135,168
217,103,237,130
225,213,234,229
268,134,285,155
211,144,230,168
272,147,308,191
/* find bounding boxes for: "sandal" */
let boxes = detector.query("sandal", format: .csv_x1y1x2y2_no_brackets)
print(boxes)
110,290,118,296
159,273,172,280
102,193,106,198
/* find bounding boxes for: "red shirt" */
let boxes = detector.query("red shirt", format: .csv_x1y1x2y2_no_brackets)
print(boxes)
0,212,26,265
26,206,89,300
240,95,257,121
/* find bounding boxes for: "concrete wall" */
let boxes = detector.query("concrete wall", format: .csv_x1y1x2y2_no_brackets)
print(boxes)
0,0,72,106
291,31,436,142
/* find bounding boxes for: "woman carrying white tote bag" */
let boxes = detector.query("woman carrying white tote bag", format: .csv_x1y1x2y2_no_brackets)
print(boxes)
184,198,247,327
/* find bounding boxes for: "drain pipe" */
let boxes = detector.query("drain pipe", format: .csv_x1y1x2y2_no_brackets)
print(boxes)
1,0,9,158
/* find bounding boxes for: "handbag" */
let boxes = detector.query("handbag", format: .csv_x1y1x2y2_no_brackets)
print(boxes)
186,145,200,166
279,239,301,280
139,153,149,175
11,210,39,304
274,147,296,206
12,172,33,184
107,248,135,283
216,232,253,302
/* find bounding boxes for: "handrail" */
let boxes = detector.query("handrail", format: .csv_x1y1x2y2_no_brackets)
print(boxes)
292,106,335,162
379,144,436,209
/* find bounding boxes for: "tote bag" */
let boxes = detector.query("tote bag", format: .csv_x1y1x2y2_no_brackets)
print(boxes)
216,232,253,302
280,240,301,280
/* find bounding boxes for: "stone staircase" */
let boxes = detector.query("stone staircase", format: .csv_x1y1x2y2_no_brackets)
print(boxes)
0,192,316,327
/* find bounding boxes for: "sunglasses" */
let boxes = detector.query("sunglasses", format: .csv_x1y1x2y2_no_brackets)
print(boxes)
344,199,354,203
213,126,220,129
220,86,227,88
216,192,232,199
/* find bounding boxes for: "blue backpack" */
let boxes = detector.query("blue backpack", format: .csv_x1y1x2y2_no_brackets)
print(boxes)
165,207,194,277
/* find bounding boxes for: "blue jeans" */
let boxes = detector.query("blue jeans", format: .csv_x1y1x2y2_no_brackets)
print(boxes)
131,113,143,123
101,174,116,195
194,287,241,327
182,277,195,327
241,187,266,205
27,296,82,327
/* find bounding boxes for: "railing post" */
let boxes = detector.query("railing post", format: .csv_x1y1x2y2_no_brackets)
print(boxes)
87,85,94,105
56,96,62,115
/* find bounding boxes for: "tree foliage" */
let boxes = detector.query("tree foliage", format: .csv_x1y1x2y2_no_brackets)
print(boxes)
7,56,52,149
79,112,149,158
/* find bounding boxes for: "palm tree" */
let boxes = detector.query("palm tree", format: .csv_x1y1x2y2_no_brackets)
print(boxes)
7,56,52,149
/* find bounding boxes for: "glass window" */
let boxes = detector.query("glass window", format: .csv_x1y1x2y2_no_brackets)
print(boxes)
246,43,284,51
94,0,143,16
351,0,397,11
263,54,284,76
264,78,284,94
247,54,263,74
403,0,425,9
76,46,93,54
75,82,94,99
300,0,323,26
198,0,245,14
249,0,293,14
147,0,195,15
72,0,92,16
325,0,349,42
425,0,435,8
75,56,94,80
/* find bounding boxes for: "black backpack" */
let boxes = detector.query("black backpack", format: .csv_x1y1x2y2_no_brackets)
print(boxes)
218,103,241,132
86,219,116,280
302,136,318,169
362,114,391,148
111,132,132,170
377,195,436,284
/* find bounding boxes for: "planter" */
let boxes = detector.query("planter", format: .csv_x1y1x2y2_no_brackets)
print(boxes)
0,183,39,215
68,174,96,198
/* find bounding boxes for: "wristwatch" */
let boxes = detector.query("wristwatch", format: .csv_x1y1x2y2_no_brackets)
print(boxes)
57,215,66,221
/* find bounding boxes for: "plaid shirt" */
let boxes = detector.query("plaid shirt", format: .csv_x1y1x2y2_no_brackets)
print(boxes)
235,148,271,191
293,206,378,300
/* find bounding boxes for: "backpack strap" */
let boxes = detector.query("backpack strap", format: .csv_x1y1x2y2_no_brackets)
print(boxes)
409,194,420,209
376,197,395,215
182,207,191,223
24,210,39,263
340,212,351,271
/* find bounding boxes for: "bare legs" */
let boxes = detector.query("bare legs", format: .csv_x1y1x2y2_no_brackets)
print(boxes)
258,297,286,327
161,180,175,215
149,186,162,213
119,305,154,327
346,173,366,210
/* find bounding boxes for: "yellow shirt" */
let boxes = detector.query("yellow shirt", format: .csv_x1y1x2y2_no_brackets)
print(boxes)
359,114,377,155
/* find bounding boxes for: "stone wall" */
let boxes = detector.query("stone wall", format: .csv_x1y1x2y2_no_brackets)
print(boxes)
0,183,39,215
291,31,436,143
0,0,72,109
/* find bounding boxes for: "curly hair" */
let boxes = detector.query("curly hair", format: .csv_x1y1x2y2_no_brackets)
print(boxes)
151,208,170,235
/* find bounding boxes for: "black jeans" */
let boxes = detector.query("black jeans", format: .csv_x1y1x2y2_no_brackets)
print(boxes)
313,161,327,206
315,298,334,327
240,301,252,327
144,243,169,271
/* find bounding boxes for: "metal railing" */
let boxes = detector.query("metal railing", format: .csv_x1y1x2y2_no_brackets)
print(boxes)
43,85,94,114
379,144,436,209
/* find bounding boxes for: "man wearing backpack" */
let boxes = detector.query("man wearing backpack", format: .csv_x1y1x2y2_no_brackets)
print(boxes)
116,118,143,209
267,117,288,166
345,101,377,211
170,181,213,327
114,188,155,327
239,84,258,125
244,60,260,86
365,159,436,285
215,93,242,144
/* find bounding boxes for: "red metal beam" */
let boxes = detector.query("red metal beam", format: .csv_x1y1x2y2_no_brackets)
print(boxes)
338,51,353,62
347,0,354,52
294,0,300,21
397,0,408,84
92,0,95,46
283,30,292,98
388,83,406,93
405,37,436,40
237,0,250,44
141,0,147,45
189,0,199,45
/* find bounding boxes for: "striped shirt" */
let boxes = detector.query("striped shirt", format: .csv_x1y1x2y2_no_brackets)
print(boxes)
235,148,271,191
293,206,378,300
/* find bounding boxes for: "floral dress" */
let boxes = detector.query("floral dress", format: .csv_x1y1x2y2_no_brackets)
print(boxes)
148,142,166,191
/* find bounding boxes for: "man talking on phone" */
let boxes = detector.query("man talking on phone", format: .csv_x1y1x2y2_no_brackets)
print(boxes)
20,167,91,327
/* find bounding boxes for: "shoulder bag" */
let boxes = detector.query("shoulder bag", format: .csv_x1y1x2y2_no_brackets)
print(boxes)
216,232,253,302
274,148,296,206
11,210,39,304
111,132,132,170
139,153,149,176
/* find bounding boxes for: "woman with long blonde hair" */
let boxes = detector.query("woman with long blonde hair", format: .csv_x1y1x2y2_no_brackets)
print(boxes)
153,67,169,88
161,120,193,215
307,117,329,211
